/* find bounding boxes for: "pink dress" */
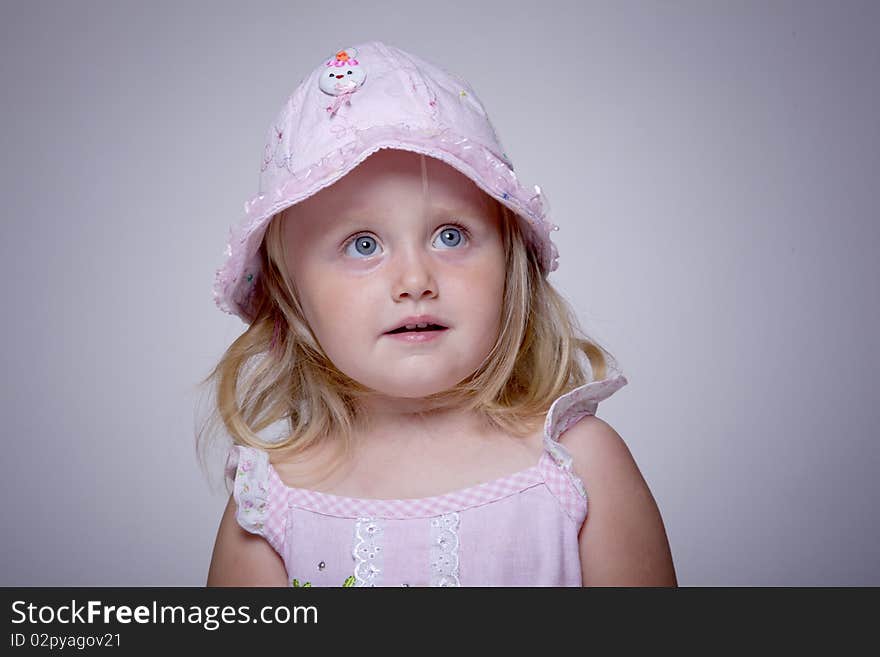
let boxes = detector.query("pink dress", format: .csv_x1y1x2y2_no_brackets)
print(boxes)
225,362,627,587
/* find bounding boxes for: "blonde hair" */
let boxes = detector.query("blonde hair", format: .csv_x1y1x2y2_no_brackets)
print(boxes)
196,199,614,491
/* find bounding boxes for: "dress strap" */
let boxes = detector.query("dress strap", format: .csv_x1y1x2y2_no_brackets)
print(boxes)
224,445,288,556
539,350,629,524
543,350,628,445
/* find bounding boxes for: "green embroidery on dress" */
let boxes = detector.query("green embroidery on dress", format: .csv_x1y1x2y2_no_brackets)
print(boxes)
291,574,357,587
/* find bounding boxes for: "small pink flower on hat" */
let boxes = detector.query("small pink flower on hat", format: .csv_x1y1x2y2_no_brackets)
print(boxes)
320,47,367,117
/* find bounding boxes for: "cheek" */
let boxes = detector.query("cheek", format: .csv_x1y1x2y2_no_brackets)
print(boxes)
299,270,375,342
449,255,506,329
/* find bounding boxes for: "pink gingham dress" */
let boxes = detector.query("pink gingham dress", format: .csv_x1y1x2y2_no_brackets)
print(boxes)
225,366,627,587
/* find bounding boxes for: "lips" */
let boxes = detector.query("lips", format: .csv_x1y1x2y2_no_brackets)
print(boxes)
386,324,446,335
382,326,449,343
382,314,450,335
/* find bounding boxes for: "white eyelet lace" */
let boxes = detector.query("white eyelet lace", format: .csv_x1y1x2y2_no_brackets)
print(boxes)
429,512,461,586
352,517,384,587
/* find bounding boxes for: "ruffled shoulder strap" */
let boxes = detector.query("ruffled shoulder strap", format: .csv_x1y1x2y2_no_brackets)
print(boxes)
539,350,629,524
224,445,288,557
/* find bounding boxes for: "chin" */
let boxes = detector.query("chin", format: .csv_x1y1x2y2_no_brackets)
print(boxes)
377,383,453,399
364,373,464,399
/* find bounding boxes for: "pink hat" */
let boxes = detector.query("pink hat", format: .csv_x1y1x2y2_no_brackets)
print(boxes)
213,40,560,323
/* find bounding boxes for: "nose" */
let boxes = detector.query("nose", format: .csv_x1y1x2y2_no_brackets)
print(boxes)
335,74,343,78
392,250,437,301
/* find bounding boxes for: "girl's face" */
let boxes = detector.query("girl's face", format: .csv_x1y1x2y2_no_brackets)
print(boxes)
281,148,506,402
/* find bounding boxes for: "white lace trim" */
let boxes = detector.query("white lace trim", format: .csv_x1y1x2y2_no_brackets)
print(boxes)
352,517,384,587
545,439,588,499
429,512,461,587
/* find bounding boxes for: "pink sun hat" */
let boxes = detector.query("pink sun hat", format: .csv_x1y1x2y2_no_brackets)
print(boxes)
213,40,560,324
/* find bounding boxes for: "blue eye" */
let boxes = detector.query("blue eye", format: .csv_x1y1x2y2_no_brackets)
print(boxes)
435,226,465,248
342,224,470,259
346,234,380,257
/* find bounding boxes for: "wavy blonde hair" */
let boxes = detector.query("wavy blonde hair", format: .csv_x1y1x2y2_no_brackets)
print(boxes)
196,198,614,491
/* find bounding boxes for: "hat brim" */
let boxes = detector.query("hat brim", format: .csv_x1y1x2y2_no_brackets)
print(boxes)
213,124,559,324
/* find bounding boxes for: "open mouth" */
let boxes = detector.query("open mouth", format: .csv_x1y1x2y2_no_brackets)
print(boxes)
385,324,447,335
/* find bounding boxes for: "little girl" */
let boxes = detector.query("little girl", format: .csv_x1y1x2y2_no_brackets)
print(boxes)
202,41,676,587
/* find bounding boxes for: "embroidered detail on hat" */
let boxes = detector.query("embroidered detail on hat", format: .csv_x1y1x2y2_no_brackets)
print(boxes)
456,83,488,119
320,47,367,117
261,125,286,173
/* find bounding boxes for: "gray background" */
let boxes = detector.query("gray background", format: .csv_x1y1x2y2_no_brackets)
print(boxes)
1,0,877,586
